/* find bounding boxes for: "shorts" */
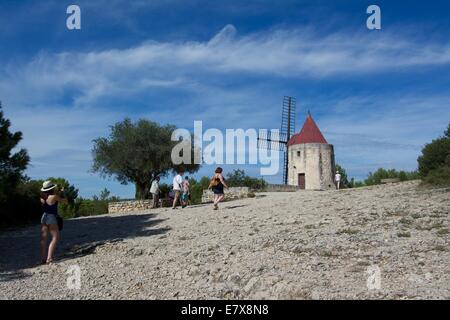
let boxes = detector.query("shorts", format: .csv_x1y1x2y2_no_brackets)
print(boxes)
181,192,189,201
212,186,224,195
41,213,58,225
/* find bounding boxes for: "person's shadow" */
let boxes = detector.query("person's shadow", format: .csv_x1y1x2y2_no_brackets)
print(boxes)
0,212,169,282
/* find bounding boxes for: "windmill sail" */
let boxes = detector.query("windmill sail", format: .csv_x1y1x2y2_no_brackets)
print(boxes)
281,96,296,184
257,96,296,184
257,130,288,151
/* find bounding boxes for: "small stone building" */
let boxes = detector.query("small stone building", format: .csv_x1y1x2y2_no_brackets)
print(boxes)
287,113,335,190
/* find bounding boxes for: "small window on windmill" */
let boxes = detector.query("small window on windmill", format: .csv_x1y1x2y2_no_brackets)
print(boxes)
297,151,301,157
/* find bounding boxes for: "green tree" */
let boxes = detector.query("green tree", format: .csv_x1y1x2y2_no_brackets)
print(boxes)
199,176,211,189
225,169,246,186
99,188,111,201
45,177,79,203
364,168,419,186
4,178,42,226
422,166,450,186
0,102,30,206
71,198,109,217
418,123,450,177
158,183,171,199
92,118,200,199
225,169,267,190
1,176,78,226
365,168,386,185
187,176,211,204
418,123,450,186
353,180,365,188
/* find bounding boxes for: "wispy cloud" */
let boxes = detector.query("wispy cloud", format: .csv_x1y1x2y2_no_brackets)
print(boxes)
3,25,450,107
1,24,449,195
317,94,450,178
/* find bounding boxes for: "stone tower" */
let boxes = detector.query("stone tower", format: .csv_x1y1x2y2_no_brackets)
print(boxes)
287,113,335,190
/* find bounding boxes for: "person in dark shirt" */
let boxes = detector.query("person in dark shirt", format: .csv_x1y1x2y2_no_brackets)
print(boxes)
208,167,228,210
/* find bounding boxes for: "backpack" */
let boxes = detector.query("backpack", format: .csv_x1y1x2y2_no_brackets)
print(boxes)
209,175,220,188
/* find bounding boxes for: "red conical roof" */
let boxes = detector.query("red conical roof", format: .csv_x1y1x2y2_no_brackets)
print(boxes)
287,113,328,146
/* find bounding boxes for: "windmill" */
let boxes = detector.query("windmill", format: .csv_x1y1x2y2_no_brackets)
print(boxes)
257,96,296,184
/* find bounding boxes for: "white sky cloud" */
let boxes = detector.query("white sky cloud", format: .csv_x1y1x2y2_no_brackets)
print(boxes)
3,24,450,108
1,25,449,196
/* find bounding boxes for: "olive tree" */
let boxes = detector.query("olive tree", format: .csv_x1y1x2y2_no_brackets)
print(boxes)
92,118,200,199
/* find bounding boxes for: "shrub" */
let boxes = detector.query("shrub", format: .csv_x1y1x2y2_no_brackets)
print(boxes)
225,169,267,191
418,123,450,187
186,177,211,204
0,178,78,227
0,179,42,227
421,166,450,187
75,198,109,217
418,124,450,177
364,168,419,186
158,183,171,199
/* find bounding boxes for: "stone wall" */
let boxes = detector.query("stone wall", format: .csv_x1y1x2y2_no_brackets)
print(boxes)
109,185,295,213
108,200,154,213
201,187,250,203
381,178,401,184
264,184,299,192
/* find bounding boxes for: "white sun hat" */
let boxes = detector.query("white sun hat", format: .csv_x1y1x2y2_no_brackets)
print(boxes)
41,180,57,192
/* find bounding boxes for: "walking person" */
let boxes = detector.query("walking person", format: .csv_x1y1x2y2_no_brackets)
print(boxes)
335,170,341,190
172,170,184,209
39,180,67,265
181,176,190,208
150,176,160,208
208,167,228,210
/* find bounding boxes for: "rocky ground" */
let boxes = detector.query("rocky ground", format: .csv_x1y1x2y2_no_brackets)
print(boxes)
1,180,449,299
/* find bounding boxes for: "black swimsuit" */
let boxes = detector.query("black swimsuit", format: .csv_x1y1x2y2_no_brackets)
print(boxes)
43,201,58,215
212,177,224,195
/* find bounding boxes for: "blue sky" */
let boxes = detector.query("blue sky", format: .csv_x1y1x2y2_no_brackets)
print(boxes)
1,0,450,198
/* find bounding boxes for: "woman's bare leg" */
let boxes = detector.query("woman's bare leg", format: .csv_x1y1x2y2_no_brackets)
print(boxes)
47,225,60,263
172,192,180,209
40,225,49,263
213,194,224,209
213,194,218,209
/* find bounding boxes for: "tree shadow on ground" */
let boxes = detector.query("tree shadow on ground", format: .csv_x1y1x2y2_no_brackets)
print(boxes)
0,213,169,282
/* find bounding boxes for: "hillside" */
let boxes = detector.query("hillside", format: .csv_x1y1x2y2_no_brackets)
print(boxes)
1,180,449,299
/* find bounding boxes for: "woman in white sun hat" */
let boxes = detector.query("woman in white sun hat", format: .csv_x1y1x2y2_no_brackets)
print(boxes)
40,180,67,264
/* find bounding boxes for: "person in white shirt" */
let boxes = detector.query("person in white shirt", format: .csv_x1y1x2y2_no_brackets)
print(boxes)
150,176,160,208
335,171,341,190
172,171,184,209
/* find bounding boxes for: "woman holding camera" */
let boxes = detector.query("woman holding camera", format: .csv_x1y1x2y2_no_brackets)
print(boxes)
40,180,67,265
